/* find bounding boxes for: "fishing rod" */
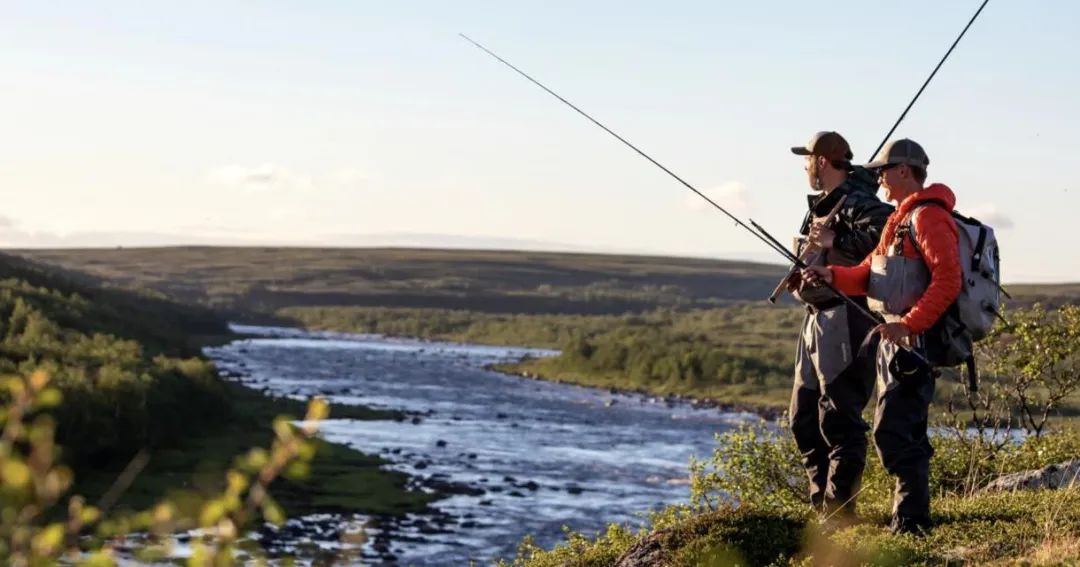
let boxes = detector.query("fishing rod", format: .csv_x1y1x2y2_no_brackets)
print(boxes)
869,0,991,161
459,33,896,350
765,0,992,302
458,33,792,262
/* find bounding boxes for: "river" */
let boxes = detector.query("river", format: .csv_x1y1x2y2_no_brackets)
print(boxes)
204,325,759,565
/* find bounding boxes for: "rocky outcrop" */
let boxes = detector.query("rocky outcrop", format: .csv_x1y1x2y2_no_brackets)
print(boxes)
981,458,1080,493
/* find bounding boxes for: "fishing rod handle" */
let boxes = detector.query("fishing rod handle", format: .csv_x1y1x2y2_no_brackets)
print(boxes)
765,196,848,303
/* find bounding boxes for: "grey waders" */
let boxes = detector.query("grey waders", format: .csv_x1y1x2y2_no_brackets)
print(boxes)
789,171,892,518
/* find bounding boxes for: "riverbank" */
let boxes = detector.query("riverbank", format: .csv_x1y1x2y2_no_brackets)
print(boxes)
279,304,801,412
493,362,787,419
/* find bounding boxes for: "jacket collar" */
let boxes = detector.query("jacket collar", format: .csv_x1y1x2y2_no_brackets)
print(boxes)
806,170,879,215
895,183,957,216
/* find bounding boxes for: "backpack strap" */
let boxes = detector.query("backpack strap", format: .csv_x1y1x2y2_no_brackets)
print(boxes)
970,222,988,273
895,201,941,257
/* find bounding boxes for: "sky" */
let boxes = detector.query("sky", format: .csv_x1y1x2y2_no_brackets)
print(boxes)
1,1,1077,282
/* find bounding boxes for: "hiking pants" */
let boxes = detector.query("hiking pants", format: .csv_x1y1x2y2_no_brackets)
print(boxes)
790,302,876,513
873,340,935,522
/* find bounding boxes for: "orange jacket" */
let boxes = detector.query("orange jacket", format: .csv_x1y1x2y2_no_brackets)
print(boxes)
830,183,962,335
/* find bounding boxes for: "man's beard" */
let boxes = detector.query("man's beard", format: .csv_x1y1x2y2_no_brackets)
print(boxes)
808,160,823,191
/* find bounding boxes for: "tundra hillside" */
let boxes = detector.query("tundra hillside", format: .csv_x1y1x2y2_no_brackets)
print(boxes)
19,247,1077,412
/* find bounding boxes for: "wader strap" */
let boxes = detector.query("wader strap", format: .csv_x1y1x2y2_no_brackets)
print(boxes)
965,355,978,393
858,327,881,358
804,297,845,314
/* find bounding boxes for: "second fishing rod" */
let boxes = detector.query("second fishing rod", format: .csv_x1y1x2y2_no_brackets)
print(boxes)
461,33,894,350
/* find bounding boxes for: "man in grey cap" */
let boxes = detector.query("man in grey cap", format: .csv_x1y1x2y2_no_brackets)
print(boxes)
802,138,963,535
786,131,893,521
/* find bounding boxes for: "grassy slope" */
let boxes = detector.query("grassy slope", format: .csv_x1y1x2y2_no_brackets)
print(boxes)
0,252,435,519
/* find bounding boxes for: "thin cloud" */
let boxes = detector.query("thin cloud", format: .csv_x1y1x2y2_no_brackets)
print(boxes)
208,164,313,192
328,168,368,190
964,204,1014,230
684,181,752,215
208,164,364,192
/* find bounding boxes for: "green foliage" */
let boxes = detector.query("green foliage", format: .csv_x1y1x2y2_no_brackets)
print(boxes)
0,276,231,465
1,371,331,566
0,253,228,355
0,254,433,533
500,524,639,567
979,304,1080,436
281,305,620,349
689,423,806,513
666,507,805,567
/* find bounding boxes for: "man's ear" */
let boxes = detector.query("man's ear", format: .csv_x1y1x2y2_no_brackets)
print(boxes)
817,155,828,170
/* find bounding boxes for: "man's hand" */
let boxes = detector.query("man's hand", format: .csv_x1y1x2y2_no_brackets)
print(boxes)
799,265,833,287
808,223,836,249
873,322,912,346
785,270,803,292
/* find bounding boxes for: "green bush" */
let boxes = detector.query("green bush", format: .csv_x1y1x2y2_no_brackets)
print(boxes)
0,265,232,466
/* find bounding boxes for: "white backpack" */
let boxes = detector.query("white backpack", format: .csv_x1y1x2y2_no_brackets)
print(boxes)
903,202,1005,389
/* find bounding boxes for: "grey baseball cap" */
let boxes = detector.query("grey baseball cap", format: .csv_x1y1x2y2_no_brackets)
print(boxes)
864,138,930,170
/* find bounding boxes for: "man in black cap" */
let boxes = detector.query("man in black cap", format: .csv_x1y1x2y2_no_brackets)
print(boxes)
786,131,893,521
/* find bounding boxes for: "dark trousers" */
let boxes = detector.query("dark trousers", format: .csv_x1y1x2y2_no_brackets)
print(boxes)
789,348,876,514
873,340,936,522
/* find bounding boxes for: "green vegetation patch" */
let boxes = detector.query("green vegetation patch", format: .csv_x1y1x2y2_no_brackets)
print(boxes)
0,267,232,465
75,383,434,518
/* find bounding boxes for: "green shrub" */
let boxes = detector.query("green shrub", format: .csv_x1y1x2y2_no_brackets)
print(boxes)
0,267,232,466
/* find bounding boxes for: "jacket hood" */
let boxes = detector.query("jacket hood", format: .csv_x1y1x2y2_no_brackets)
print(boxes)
898,183,955,214
847,166,880,194
806,167,881,211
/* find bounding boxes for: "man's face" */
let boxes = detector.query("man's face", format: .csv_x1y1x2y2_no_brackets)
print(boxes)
804,155,821,190
877,164,904,202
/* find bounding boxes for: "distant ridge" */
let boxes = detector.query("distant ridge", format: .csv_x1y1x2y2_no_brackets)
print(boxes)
13,247,789,318
13,247,1074,318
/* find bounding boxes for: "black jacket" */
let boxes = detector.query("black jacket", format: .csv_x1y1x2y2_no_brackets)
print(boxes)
799,167,893,268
